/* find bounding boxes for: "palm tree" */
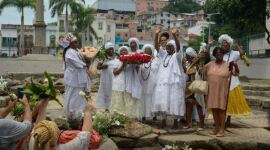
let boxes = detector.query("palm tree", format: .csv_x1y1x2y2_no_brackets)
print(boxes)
49,0,85,33
0,0,36,56
73,6,97,47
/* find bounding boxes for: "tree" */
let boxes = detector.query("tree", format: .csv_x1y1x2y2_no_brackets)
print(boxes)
205,0,270,43
49,0,85,33
164,0,201,13
72,6,97,47
0,0,36,56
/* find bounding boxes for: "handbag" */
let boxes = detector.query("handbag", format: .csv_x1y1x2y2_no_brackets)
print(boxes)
188,79,208,95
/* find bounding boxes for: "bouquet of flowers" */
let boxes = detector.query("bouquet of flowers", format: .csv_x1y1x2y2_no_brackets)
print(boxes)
119,53,151,64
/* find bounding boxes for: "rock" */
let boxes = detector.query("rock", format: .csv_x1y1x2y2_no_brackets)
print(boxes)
0,96,10,108
98,138,118,150
9,85,24,94
239,76,249,82
133,144,163,150
111,134,157,149
55,78,64,85
109,121,152,139
158,134,218,150
6,78,22,87
167,128,196,134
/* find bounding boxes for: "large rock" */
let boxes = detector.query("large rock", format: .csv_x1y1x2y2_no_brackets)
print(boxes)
6,78,22,87
109,121,152,139
111,133,158,148
98,138,118,150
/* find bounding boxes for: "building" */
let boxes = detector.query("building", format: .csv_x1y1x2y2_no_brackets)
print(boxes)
136,0,169,16
46,23,57,55
193,0,206,6
92,0,135,14
0,24,34,57
56,14,74,44
91,13,116,46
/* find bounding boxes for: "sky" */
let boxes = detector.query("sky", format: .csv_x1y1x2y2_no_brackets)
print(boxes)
0,0,95,25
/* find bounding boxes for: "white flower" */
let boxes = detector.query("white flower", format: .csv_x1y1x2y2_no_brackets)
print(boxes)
114,120,120,126
43,78,48,84
10,93,17,100
79,91,86,97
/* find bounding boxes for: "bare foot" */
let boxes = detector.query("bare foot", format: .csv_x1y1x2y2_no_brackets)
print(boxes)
216,131,225,137
209,129,218,135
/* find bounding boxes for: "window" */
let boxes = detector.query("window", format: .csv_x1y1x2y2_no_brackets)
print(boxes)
174,23,176,27
125,33,128,37
167,14,170,17
161,19,164,24
161,13,163,17
59,20,64,32
50,35,56,47
98,22,103,30
107,25,111,32
2,37,17,47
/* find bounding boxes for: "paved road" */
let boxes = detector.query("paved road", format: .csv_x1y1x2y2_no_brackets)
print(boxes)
0,55,63,75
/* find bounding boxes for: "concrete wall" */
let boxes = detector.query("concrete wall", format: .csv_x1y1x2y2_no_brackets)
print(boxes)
238,58,270,79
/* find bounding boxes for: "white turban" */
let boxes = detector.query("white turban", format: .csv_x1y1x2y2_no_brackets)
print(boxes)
142,44,156,57
105,42,114,50
58,33,77,48
185,47,197,58
166,40,177,51
128,37,140,50
118,46,130,53
218,34,233,47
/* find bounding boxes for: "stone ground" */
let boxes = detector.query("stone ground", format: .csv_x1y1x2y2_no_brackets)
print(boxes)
2,55,270,149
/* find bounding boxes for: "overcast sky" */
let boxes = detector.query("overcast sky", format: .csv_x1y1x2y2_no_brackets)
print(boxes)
0,0,95,25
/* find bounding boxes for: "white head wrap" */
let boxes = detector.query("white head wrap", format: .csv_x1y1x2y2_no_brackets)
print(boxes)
185,47,197,58
142,44,156,57
128,37,140,51
199,42,207,53
218,34,233,47
105,42,114,50
118,46,130,53
166,40,177,51
58,33,77,48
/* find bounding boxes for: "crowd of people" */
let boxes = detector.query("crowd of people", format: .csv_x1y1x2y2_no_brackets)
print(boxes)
0,29,252,149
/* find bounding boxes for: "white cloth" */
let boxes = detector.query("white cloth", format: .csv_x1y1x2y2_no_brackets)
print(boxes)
28,131,90,150
139,57,160,117
152,49,186,116
105,42,114,50
112,59,125,92
223,50,241,90
185,47,197,58
128,37,140,50
63,48,91,114
219,34,233,47
96,59,115,109
59,33,77,48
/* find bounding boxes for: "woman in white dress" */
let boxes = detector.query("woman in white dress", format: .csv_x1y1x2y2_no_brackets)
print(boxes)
96,42,116,110
152,29,186,128
110,46,129,115
60,33,91,114
139,44,160,121
122,37,143,119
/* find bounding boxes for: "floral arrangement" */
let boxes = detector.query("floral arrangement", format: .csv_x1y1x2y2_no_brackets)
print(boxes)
119,53,152,64
95,46,108,62
79,91,91,101
92,110,130,137
0,76,8,91
11,72,63,118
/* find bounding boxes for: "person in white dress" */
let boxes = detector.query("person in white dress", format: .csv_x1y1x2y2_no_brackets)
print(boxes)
152,29,186,128
110,46,129,115
121,38,143,119
139,44,160,121
60,33,91,114
96,42,116,110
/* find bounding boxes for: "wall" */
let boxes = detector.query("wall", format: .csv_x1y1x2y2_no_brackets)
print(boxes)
238,58,270,79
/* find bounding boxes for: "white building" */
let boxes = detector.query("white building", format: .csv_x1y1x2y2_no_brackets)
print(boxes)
0,24,20,57
91,14,116,46
46,23,57,55
150,11,179,29
56,14,74,44
187,21,209,36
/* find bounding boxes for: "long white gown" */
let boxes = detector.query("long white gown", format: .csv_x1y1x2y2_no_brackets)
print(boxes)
139,57,160,118
63,48,91,114
152,49,186,116
96,58,115,109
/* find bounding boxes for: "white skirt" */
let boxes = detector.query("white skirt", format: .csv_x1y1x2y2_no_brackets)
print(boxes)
141,93,153,118
152,83,185,116
64,85,88,114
